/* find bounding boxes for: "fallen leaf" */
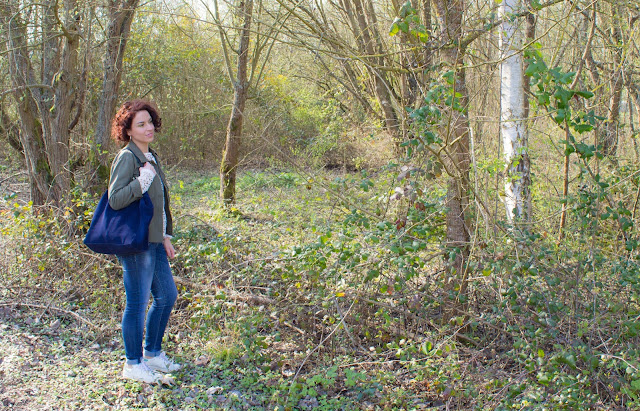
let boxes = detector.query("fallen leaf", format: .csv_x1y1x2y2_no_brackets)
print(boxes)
49,319,61,332
195,355,210,366
159,374,176,386
206,386,223,396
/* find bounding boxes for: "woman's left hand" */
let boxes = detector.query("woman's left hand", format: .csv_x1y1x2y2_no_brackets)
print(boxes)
163,237,176,259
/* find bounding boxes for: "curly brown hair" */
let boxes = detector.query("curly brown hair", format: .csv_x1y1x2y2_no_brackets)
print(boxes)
111,100,162,143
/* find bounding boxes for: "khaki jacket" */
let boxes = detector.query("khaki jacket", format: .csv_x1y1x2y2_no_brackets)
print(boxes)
108,142,173,243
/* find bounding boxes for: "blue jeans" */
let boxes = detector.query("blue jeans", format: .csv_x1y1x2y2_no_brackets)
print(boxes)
118,243,177,364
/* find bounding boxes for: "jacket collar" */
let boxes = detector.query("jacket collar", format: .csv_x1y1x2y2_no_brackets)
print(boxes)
125,142,156,164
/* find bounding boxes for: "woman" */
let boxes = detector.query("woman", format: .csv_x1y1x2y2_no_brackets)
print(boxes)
108,100,180,383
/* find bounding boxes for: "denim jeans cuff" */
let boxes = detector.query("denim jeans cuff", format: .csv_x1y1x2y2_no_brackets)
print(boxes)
144,349,161,358
126,358,142,365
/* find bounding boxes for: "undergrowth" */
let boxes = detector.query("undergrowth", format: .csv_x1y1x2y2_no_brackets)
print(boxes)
1,162,640,409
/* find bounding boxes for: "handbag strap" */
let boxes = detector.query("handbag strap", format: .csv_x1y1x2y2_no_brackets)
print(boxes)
125,147,146,168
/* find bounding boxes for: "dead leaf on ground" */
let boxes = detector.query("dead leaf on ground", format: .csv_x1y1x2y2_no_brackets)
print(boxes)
195,355,210,366
160,374,176,386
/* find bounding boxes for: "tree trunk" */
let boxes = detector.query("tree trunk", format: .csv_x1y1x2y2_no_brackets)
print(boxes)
500,0,530,224
1,3,53,205
220,0,253,205
601,3,623,158
0,103,22,153
342,0,401,151
432,0,470,324
2,0,81,206
47,1,80,203
93,0,140,179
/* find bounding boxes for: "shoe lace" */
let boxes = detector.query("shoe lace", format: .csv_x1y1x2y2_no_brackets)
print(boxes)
158,352,176,367
139,361,156,375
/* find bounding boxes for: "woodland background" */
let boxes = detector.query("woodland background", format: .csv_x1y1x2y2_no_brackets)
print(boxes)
2,0,640,408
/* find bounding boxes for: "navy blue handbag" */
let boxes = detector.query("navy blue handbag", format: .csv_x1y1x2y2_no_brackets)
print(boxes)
83,150,154,255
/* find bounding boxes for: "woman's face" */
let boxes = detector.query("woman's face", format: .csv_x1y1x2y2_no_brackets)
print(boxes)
127,110,154,149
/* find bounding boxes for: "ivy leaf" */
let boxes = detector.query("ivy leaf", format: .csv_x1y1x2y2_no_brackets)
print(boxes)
572,123,593,134
525,55,547,77
399,0,414,17
536,92,550,105
575,142,594,158
574,90,594,99
554,108,567,124
390,19,401,36
554,88,573,108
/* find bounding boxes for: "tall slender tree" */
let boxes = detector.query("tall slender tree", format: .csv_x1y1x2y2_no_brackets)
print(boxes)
601,2,624,157
500,0,530,223
210,0,290,205
93,0,140,178
218,0,253,205
432,0,470,322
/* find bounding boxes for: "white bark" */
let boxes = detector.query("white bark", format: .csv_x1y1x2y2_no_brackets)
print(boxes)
500,0,530,223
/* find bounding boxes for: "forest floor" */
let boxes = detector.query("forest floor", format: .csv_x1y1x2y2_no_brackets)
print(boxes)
1,162,634,409
0,165,448,410
0,303,400,410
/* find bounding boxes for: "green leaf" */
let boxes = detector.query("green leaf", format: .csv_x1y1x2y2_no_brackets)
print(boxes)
399,0,414,17
390,21,400,36
525,53,547,77
572,123,593,134
563,143,575,156
575,142,594,158
536,92,550,105
554,108,567,124
554,88,573,108
537,372,550,386
365,269,380,282
442,70,455,85
574,90,594,99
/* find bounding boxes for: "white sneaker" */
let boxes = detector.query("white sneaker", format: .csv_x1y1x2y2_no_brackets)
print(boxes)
144,352,181,373
122,361,163,384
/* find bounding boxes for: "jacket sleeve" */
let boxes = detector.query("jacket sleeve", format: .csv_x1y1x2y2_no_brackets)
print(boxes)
108,150,143,210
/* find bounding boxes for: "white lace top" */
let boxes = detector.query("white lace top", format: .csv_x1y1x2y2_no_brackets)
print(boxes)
137,152,169,238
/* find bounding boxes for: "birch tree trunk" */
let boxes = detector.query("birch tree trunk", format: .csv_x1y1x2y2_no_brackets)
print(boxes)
220,0,253,205
499,0,530,223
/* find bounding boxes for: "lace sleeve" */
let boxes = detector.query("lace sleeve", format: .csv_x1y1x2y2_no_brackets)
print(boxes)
137,167,156,193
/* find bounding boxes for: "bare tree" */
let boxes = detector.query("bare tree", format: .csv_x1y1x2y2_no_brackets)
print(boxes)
93,0,140,175
218,0,253,205
206,0,290,205
600,2,624,157
1,0,82,205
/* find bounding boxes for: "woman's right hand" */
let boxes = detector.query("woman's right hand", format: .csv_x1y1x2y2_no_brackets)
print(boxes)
140,162,156,176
